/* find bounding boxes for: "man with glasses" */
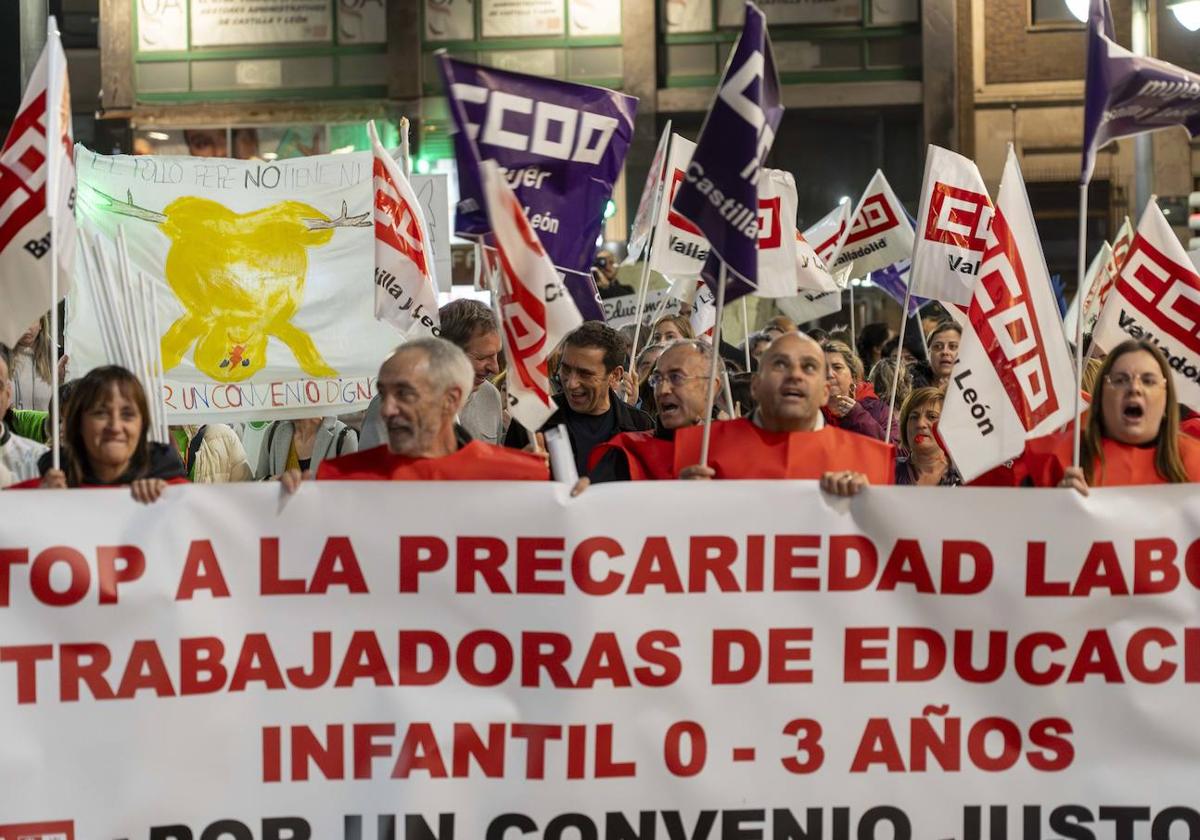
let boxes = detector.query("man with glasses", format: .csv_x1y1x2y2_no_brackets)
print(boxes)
505,321,653,477
586,339,720,482
283,338,547,486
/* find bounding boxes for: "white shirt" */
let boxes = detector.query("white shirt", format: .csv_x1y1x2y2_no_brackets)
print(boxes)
0,423,48,486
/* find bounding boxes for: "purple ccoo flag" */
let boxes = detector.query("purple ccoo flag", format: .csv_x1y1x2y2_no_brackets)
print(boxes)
669,1,783,302
439,53,638,321
1081,0,1200,185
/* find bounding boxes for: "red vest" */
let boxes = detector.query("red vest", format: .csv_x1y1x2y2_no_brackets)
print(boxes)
1021,428,1200,487
317,442,549,481
672,418,895,484
587,431,676,480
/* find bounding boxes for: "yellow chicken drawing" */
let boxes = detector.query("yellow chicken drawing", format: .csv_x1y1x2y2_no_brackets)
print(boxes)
90,187,369,383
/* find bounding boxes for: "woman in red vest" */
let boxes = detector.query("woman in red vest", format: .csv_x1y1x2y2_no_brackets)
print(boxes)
9,365,186,502
1043,340,1200,493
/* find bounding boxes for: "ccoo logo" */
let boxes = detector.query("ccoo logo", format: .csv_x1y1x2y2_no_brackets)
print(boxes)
924,181,993,252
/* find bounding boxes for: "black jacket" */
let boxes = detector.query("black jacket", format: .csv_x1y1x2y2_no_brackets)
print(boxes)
504,391,653,476
39,441,187,486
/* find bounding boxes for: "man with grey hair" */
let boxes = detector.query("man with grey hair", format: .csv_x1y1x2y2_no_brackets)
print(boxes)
283,338,546,486
360,299,505,449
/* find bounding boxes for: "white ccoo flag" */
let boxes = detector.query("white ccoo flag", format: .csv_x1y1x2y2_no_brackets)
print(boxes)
480,160,583,433
803,202,851,271
939,147,1077,482
1092,198,1200,409
828,170,914,278
0,18,76,346
909,146,993,305
368,120,440,337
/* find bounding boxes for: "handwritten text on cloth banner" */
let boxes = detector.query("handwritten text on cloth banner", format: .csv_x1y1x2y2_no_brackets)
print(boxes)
2,482,1200,838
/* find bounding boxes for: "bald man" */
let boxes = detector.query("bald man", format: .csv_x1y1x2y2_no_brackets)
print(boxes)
673,332,894,494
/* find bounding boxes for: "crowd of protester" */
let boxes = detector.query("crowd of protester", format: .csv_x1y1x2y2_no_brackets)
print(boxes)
3,294,1198,502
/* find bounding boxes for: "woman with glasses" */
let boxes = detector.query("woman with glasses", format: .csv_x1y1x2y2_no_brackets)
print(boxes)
1022,340,1200,493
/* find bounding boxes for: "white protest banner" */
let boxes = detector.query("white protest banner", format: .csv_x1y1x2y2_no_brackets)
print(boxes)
68,147,402,422
910,146,993,305
369,120,440,337
830,170,914,277
803,200,851,269
941,147,1076,482
411,172,452,292
1092,198,1200,408
4,481,1200,838
602,287,681,328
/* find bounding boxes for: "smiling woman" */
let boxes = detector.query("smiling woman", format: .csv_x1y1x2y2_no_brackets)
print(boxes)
7,367,187,503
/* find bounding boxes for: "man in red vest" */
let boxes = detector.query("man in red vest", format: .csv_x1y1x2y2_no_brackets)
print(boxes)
282,338,547,488
673,332,894,495
586,338,720,482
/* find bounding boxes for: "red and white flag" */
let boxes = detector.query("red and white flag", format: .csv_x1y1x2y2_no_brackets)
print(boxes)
828,170,914,278
479,159,583,432
803,201,851,272
939,147,1077,482
1092,199,1200,409
1081,215,1133,328
1065,240,1115,338
909,146,993,305
624,121,672,266
775,227,843,325
368,120,439,337
650,134,709,281
0,18,75,346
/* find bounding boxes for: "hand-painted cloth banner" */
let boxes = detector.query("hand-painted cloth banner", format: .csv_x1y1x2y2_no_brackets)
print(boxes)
941,148,1076,482
671,1,783,301
4,481,1200,838
68,148,402,423
1081,0,1200,184
438,53,637,319
1092,198,1200,409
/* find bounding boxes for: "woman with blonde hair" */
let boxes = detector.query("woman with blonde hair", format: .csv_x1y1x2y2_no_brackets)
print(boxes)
821,339,899,443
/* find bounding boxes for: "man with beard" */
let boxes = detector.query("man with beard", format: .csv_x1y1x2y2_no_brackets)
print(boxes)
283,339,546,486
673,332,894,495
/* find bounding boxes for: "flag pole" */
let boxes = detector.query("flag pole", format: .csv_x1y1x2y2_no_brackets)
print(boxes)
1072,181,1089,470
886,282,914,436
698,264,728,468
849,280,857,349
740,295,751,370
49,215,61,470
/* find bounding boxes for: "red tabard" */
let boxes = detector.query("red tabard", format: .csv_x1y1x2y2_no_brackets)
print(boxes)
1020,428,1200,487
672,418,895,483
316,442,549,481
587,431,676,480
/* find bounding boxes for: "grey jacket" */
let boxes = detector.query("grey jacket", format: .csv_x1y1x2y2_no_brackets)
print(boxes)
256,417,358,478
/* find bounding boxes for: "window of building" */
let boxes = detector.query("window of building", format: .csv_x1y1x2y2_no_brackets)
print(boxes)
1031,0,1088,27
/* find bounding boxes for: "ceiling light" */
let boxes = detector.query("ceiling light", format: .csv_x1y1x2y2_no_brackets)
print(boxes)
147,131,169,141
1167,0,1200,31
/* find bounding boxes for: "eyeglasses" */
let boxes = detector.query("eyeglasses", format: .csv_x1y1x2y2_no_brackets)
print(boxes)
648,371,707,389
1105,371,1166,390
1104,372,1166,390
